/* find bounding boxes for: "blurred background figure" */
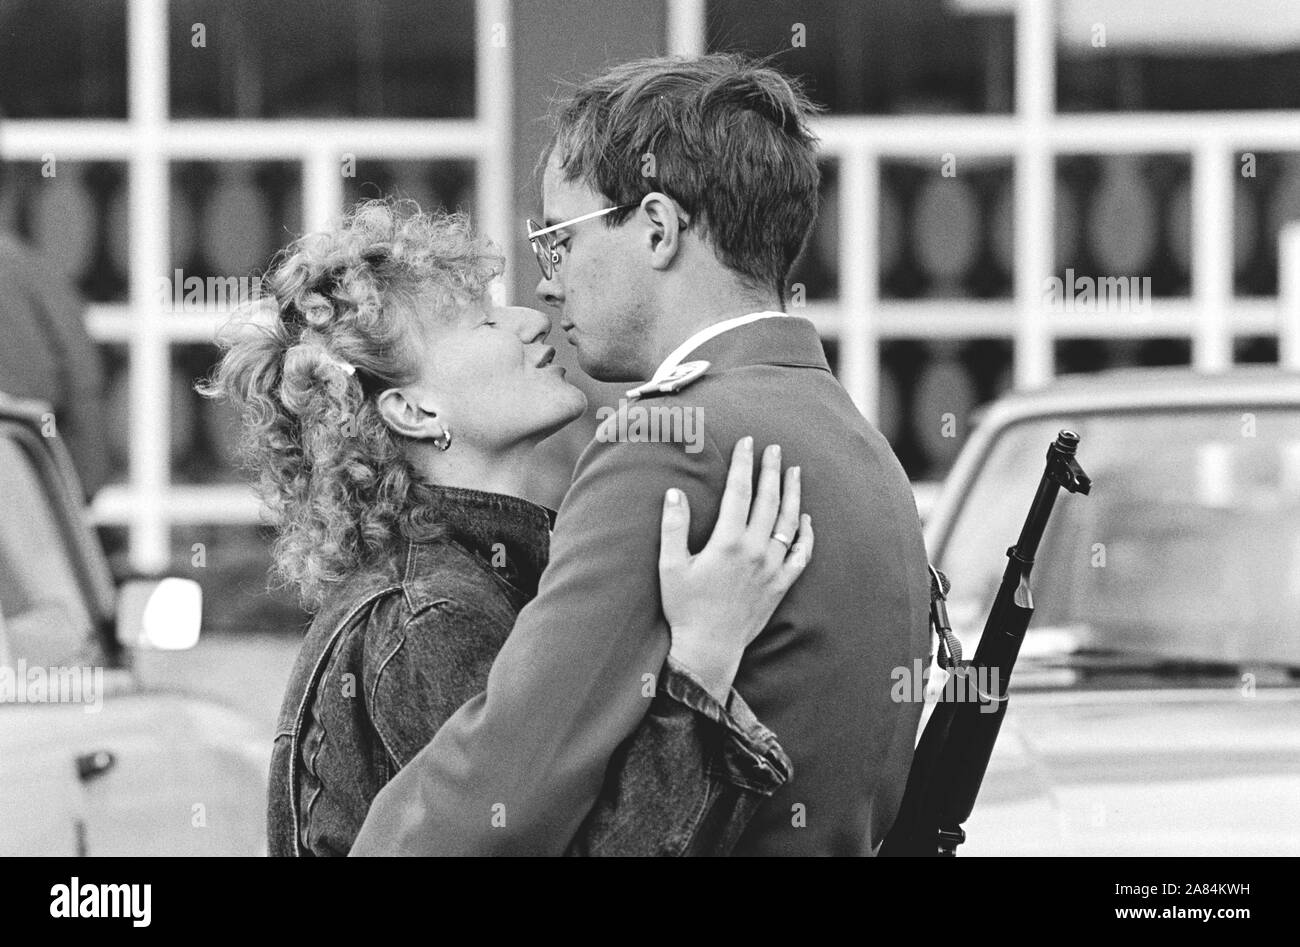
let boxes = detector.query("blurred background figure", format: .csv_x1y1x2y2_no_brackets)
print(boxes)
0,159,111,500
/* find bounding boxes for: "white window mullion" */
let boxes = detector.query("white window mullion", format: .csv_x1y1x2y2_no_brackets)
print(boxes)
1280,222,1300,370
1013,0,1055,389
839,148,879,423
477,0,513,303
1192,142,1234,372
667,0,707,56
303,148,344,234
127,0,170,572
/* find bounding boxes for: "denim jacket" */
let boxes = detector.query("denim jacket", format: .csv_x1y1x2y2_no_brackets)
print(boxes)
266,485,792,857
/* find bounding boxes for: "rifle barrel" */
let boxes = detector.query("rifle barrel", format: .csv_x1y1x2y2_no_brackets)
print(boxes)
878,430,1090,857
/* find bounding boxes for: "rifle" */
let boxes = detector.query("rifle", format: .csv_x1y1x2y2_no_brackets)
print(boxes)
879,430,1092,857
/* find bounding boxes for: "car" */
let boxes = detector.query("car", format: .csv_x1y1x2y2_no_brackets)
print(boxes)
0,392,267,856
922,366,1300,855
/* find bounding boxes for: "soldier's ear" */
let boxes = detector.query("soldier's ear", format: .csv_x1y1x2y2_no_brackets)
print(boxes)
640,192,685,271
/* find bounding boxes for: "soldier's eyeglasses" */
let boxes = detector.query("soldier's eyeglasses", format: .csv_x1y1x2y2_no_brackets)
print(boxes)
526,204,637,280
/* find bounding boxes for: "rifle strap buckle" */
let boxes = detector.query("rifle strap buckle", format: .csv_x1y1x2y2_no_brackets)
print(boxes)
929,564,963,671
937,629,963,672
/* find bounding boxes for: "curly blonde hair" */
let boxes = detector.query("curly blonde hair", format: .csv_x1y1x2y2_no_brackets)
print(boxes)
199,199,503,610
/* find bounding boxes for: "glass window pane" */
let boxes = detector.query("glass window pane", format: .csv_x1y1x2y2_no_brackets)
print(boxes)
881,158,1013,300
342,159,476,215
785,159,838,302
1,162,129,303
1057,1,1300,111
1055,338,1192,376
878,339,1012,482
100,344,130,486
0,0,127,118
1235,152,1300,297
170,525,308,633
1235,336,1279,364
705,0,1014,115
1054,154,1191,300
168,0,477,118
168,161,303,289
173,343,245,486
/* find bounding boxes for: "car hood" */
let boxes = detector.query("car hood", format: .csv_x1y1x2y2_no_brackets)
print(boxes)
955,687,1300,856
0,686,269,856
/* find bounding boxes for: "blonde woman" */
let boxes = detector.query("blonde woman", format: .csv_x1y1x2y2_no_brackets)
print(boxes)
202,199,812,856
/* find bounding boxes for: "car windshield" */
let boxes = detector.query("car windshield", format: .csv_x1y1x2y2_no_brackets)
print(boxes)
937,407,1300,672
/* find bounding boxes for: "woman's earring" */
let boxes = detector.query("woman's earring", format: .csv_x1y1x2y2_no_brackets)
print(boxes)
434,428,453,452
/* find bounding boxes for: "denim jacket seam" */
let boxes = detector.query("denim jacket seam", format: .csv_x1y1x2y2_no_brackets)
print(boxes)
299,742,327,854
365,599,454,770
286,585,401,857
401,539,420,611
366,631,405,768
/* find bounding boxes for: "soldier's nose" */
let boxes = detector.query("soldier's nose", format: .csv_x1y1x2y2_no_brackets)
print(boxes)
535,276,563,309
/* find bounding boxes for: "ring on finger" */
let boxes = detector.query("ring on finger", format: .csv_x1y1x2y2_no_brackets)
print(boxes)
770,532,793,549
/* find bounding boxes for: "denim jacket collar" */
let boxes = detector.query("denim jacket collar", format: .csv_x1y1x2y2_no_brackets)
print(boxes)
407,483,554,600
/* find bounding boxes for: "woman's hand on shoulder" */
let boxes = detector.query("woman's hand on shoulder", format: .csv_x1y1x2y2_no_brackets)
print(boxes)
658,436,814,702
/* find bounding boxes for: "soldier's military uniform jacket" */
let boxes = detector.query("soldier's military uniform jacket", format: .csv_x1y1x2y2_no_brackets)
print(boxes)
352,311,931,856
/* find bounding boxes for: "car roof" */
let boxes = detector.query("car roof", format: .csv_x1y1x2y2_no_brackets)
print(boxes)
0,390,117,627
927,366,1300,555
978,367,1300,427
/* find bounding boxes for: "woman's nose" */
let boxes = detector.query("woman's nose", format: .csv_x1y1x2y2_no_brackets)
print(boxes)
502,306,552,343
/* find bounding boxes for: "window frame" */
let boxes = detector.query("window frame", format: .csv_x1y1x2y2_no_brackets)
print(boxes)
0,0,514,571
670,0,1300,426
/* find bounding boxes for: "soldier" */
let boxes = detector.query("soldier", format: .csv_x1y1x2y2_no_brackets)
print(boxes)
352,53,930,856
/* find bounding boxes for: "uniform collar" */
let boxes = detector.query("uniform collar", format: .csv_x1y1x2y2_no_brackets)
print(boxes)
625,310,829,399
650,310,786,377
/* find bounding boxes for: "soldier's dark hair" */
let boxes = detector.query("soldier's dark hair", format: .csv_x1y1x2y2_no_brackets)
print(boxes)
547,53,823,299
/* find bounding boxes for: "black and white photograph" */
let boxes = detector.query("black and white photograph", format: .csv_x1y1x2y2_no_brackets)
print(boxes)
0,0,1294,913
